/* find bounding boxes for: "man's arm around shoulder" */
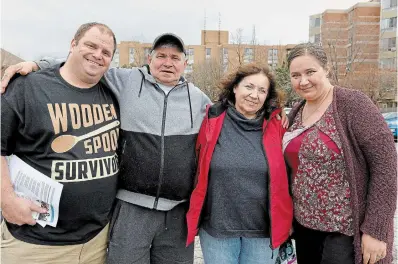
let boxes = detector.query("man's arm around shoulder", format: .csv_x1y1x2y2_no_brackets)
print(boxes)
1,61,39,92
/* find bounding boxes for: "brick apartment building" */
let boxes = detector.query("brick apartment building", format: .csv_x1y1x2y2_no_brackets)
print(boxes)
112,30,296,74
309,0,397,107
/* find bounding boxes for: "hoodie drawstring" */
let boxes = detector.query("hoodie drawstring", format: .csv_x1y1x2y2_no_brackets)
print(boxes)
164,210,169,231
138,71,145,97
137,68,193,128
186,83,193,128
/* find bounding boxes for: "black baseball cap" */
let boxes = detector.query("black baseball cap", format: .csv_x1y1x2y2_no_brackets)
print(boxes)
151,33,186,55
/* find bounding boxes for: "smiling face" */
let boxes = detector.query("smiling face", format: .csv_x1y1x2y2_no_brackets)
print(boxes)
148,46,187,86
233,73,269,119
289,54,331,102
68,26,114,85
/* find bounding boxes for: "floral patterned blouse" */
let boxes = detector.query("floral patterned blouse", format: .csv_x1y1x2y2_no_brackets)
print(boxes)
284,105,354,236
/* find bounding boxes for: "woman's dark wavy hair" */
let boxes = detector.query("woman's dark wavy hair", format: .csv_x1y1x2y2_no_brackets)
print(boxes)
218,63,284,118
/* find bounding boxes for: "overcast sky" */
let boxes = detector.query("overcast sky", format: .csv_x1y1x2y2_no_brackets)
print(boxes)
2,0,365,61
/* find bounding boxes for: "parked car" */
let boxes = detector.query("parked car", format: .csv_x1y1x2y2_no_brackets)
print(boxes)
383,112,397,141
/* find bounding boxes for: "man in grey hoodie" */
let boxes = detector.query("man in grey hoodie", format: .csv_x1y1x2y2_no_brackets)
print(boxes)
1,33,212,264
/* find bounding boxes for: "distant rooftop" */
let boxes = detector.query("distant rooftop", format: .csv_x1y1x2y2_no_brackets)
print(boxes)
1,49,24,77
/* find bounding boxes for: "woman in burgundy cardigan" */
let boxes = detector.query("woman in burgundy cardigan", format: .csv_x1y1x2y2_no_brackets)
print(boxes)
283,43,397,264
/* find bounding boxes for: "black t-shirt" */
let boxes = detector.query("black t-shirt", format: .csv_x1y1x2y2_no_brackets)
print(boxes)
1,64,120,245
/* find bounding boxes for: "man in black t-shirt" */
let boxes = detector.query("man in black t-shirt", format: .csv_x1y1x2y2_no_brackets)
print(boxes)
1,22,120,264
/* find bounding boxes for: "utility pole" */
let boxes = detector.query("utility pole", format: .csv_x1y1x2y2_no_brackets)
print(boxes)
218,12,221,45
251,25,256,62
203,9,207,46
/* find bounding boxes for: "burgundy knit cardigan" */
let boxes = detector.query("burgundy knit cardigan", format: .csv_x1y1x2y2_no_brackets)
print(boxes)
288,86,397,264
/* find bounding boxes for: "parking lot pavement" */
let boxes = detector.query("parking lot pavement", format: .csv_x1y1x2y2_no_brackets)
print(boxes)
194,237,204,264
194,177,398,264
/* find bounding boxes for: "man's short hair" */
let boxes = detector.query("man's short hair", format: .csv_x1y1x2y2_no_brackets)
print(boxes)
74,22,117,55
151,33,186,55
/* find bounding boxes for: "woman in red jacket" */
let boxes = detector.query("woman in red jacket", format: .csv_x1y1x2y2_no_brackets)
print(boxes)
186,63,293,264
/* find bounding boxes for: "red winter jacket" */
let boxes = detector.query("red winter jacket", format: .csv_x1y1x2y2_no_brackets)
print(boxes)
186,103,293,248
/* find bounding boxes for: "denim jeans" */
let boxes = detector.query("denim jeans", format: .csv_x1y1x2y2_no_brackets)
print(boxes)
199,229,279,264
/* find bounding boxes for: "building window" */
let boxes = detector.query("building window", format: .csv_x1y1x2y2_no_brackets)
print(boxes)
310,17,321,27
111,49,120,68
221,48,228,72
314,34,321,44
187,48,194,56
380,58,397,69
144,48,151,57
185,64,193,73
314,18,321,27
382,0,397,9
129,48,135,64
187,48,194,64
244,48,254,63
206,48,211,59
381,17,397,30
268,49,278,57
268,49,278,66
381,37,397,51
309,34,321,44
222,48,229,62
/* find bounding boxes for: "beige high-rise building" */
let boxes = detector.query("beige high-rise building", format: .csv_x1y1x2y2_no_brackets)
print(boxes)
112,30,296,74
309,0,397,106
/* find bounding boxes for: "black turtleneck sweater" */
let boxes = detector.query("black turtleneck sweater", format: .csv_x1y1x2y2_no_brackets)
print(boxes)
201,106,270,238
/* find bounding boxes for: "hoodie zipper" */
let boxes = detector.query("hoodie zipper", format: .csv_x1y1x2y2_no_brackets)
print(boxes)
153,83,178,209
138,69,192,209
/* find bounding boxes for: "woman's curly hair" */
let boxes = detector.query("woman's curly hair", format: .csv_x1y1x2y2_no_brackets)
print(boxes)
218,63,285,118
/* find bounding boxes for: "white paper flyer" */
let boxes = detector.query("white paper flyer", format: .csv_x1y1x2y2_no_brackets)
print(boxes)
8,155,63,227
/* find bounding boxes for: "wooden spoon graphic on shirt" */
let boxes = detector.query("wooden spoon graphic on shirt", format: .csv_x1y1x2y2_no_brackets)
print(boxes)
51,120,120,153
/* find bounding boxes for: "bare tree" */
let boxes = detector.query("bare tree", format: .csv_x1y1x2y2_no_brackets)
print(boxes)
119,41,149,68
133,45,148,67
187,58,224,101
229,28,245,67
322,20,380,92
359,66,382,103
250,25,258,63
378,68,397,106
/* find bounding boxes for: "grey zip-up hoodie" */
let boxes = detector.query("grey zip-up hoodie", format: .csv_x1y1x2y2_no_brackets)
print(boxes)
37,59,211,210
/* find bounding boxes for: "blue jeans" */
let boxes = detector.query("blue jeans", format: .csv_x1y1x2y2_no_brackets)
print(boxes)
199,229,279,264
